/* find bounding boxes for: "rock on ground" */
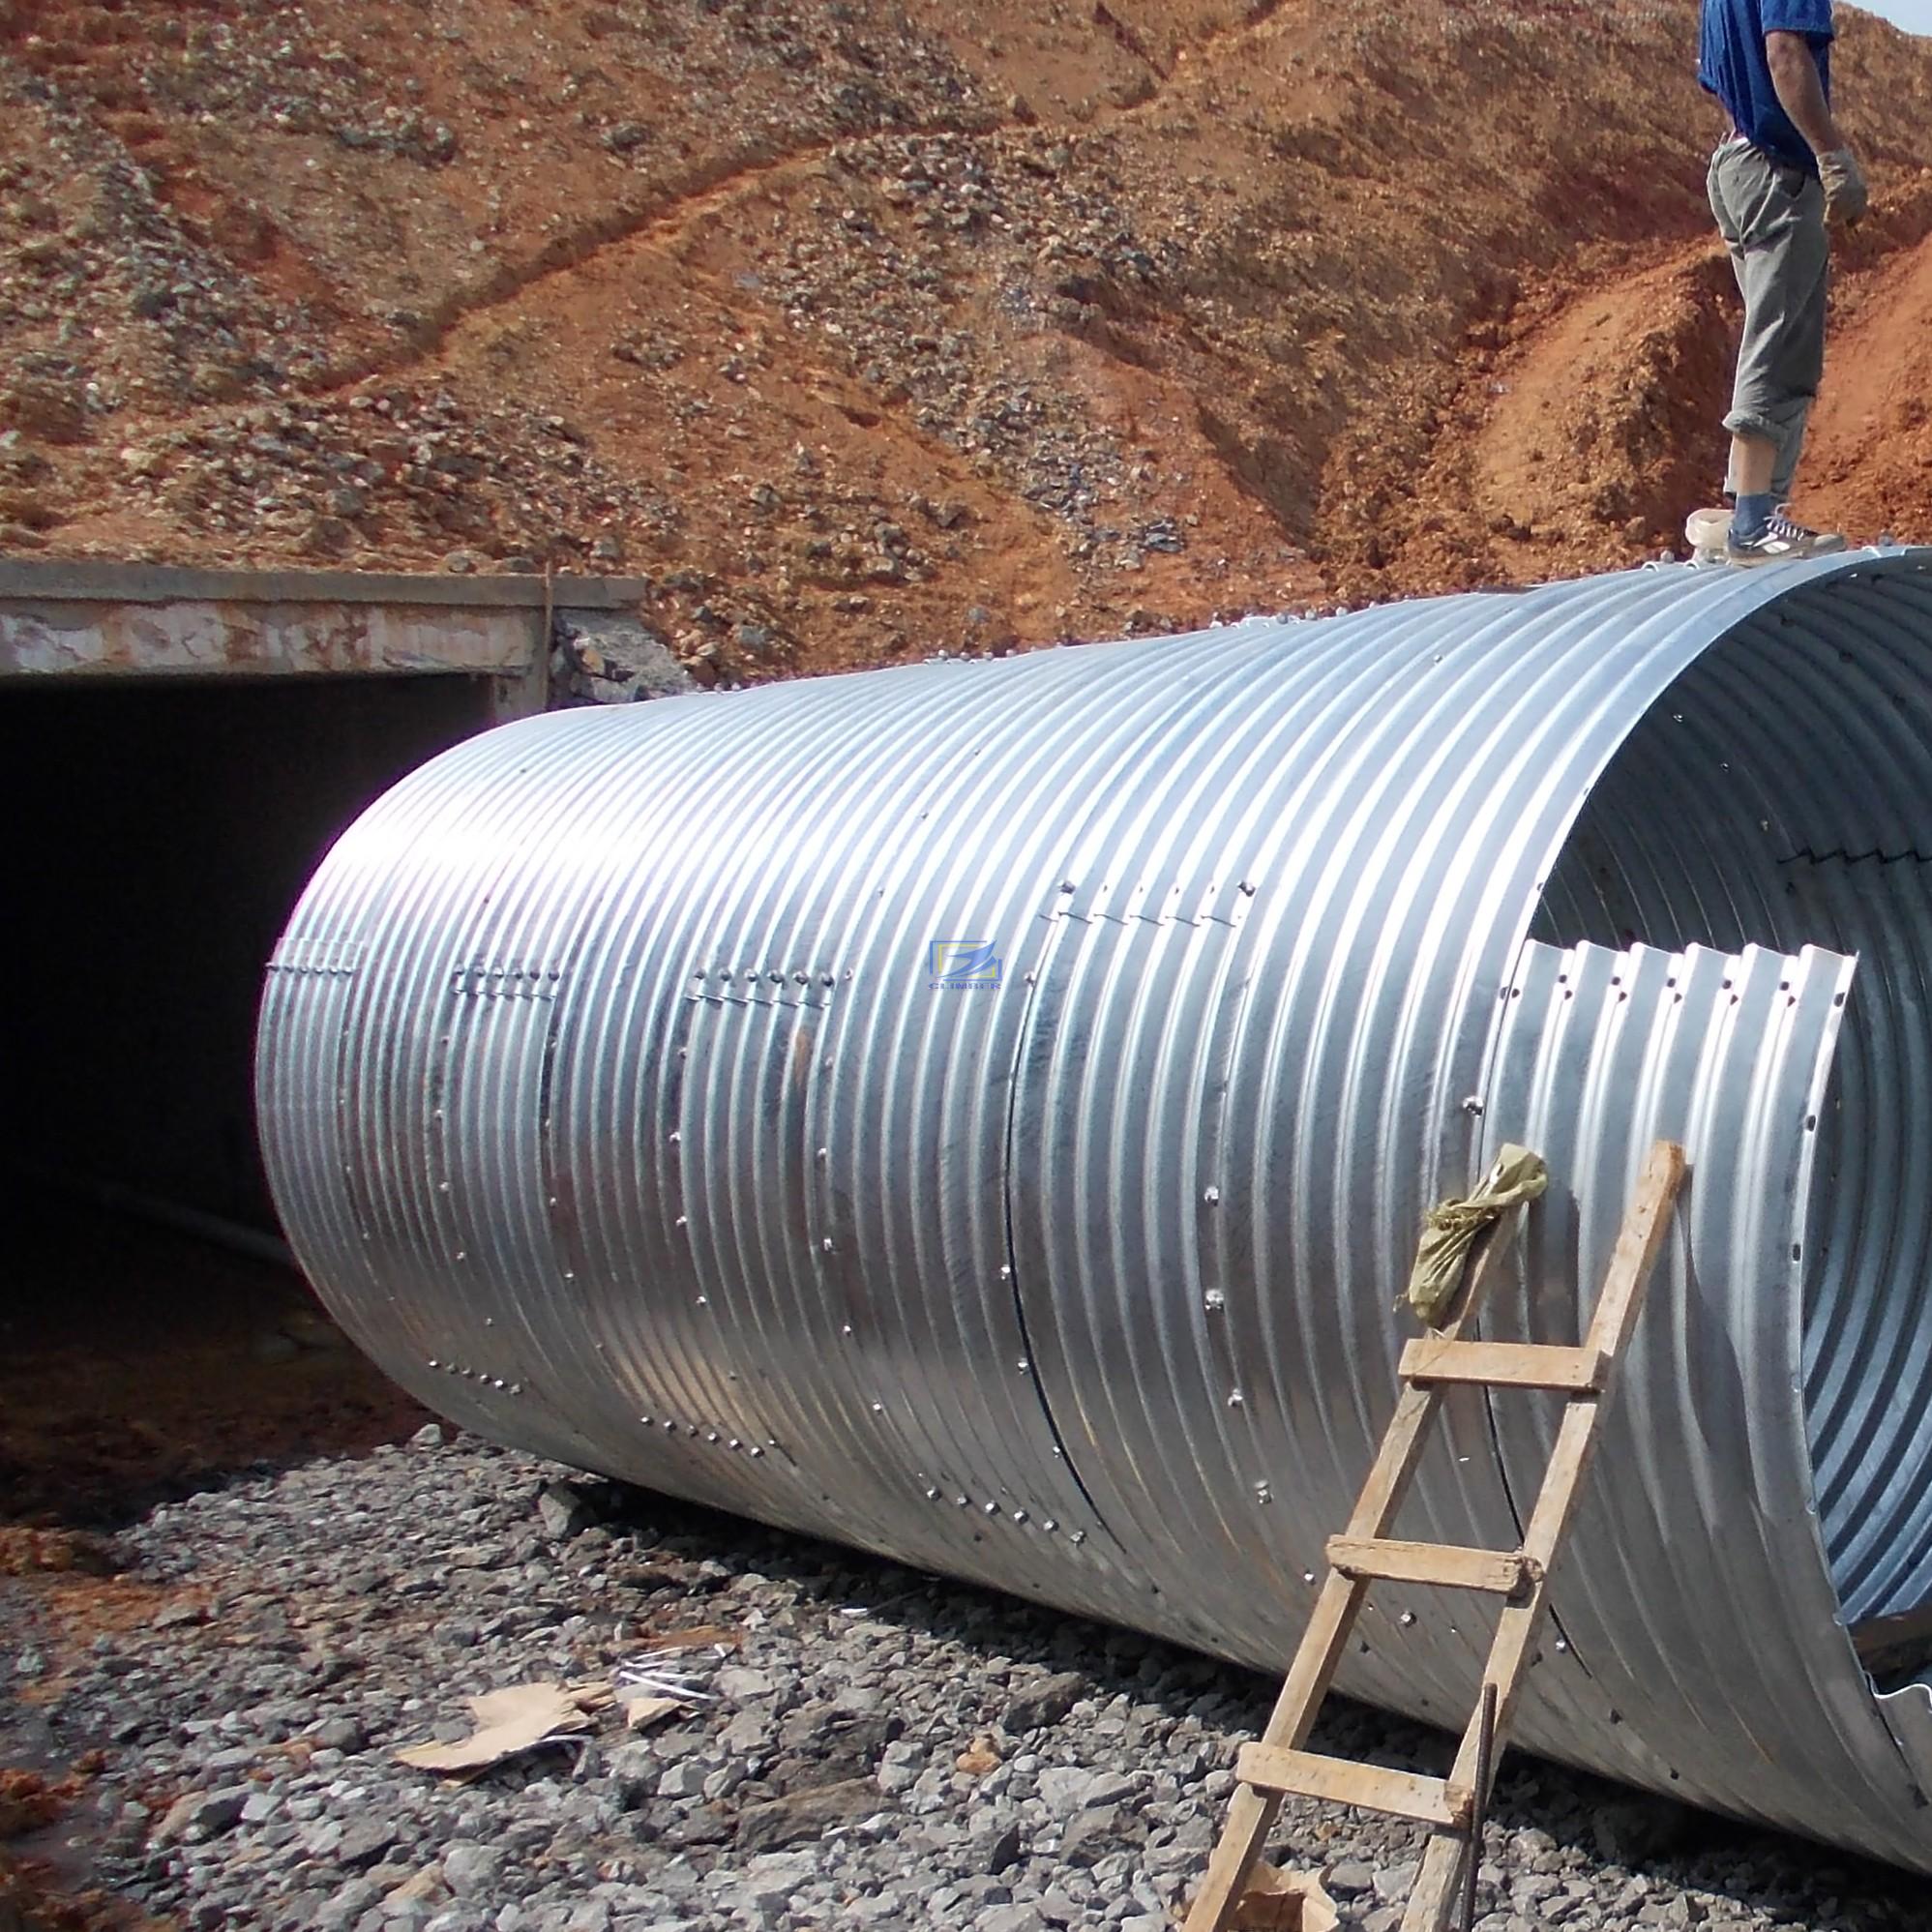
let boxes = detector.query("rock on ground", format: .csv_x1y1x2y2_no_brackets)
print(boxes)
3,1437,1928,1931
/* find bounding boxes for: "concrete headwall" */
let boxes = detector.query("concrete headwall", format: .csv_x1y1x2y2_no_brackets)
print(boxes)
0,559,665,1234
0,558,663,719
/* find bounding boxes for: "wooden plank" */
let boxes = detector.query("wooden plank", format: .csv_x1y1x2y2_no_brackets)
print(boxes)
1181,1573,1365,1931
1400,1817,1471,1932
1235,1745,1472,1830
1325,1535,1535,1596
1580,1141,1688,1360
1187,1362,1468,1924
1185,1202,1530,1932
1399,1336,1607,1392
1523,1146,1684,1571
1340,1214,1519,1535
1398,1141,1685,1932
1183,1782,1282,1932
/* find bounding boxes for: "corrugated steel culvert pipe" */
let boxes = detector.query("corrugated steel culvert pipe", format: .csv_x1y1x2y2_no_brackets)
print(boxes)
259,552,1932,1870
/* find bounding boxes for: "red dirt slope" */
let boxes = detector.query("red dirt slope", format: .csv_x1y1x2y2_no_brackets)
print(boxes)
3,0,1932,672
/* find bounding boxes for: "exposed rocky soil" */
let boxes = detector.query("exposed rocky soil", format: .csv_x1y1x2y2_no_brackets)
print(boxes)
6,0,1932,679
6,1428,1932,1932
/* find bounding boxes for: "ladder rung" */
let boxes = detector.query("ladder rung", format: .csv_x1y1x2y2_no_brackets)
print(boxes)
1399,1336,1608,1393
1325,1534,1538,1596
1236,1743,1473,1829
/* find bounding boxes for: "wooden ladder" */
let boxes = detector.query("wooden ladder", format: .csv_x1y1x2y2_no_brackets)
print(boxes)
1183,1140,1687,1932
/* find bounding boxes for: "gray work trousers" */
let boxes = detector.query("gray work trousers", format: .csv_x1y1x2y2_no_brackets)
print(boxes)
1708,134,1829,502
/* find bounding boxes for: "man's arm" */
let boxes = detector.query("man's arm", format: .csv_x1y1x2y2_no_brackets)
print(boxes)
1768,26,1865,221
1767,29,1844,155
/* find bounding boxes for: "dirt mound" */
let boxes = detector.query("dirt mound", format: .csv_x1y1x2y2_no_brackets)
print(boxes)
4,0,1932,668
1804,174,1932,540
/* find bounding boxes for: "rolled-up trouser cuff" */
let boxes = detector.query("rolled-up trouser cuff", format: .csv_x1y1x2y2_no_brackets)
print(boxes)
1723,394,1813,503
1724,408,1787,445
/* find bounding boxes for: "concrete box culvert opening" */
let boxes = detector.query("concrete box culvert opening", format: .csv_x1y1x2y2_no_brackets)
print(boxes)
0,672,509,1233
256,551,1932,1872
0,562,669,1254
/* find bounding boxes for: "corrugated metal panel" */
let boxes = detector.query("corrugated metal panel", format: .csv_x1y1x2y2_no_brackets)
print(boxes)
1475,938,1893,1848
1532,578,1932,1631
258,551,1932,1870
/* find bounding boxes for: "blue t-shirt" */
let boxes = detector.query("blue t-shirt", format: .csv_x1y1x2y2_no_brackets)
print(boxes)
1699,0,1834,173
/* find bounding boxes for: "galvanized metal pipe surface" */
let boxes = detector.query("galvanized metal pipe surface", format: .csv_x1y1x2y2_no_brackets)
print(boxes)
258,553,1932,1870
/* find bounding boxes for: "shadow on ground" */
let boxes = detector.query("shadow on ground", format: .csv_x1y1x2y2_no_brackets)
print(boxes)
0,1194,427,1534
594,1478,1932,1931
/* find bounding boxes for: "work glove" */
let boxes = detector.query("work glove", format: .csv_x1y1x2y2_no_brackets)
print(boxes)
1818,147,1868,226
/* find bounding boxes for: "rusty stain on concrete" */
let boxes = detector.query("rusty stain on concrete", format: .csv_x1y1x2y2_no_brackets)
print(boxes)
0,560,651,682
0,599,531,677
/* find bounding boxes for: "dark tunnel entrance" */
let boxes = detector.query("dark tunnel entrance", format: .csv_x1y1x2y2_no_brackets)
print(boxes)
1,673,502,1225
0,671,503,1524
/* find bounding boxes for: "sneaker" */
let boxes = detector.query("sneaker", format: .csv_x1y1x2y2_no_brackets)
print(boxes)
1725,508,1848,565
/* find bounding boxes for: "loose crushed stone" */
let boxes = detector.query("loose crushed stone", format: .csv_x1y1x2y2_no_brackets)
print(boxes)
12,1430,1930,1931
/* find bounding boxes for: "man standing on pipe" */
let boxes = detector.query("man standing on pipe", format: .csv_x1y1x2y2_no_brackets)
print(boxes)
1699,0,1865,562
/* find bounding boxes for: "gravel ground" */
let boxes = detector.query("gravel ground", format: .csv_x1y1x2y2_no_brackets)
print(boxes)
7,1430,1931,1932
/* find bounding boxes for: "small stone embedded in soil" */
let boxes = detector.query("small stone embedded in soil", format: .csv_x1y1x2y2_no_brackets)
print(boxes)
970,1811,1025,1873
734,1776,881,1852
1326,1859,1377,1896
440,1841,503,1897
1056,1800,1145,1865
979,1908,1049,1932
535,1478,592,1539
335,1816,398,1867
1004,1669,1087,1733
152,1787,248,1843
1373,1859,1420,1903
